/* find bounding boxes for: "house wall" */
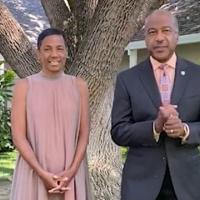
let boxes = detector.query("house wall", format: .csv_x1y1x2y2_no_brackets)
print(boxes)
119,51,129,71
0,54,4,75
176,43,200,64
118,42,200,71
137,42,200,65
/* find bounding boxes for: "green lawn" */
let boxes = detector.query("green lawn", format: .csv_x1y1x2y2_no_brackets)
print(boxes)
0,151,17,180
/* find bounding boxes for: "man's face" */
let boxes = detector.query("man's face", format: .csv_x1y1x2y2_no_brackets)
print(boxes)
145,13,179,63
37,35,67,75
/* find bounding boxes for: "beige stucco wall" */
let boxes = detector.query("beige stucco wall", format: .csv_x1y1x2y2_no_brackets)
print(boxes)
0,54,4,75
176,43,200,65
119,51,129,71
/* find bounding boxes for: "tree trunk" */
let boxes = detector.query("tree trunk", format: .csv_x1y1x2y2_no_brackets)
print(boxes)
88,83,123,199
0,0,166,198
0,2,40,78
65,0,166,198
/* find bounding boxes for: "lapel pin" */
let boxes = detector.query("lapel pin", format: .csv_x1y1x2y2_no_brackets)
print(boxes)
181,71,185,76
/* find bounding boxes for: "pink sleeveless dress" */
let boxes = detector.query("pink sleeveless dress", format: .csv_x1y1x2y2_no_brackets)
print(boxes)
10,72,92,200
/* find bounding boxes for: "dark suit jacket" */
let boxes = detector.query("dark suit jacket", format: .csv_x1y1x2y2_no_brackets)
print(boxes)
111,57,200,200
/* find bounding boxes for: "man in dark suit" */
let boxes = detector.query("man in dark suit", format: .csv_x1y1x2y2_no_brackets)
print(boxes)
111,10,200,200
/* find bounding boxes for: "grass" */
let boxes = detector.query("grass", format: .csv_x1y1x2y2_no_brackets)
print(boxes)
120,147,128,162
0,150,17,181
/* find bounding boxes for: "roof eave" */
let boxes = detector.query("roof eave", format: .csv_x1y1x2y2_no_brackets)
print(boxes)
125,32,200,51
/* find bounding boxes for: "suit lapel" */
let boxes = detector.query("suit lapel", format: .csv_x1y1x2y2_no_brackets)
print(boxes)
171,58,189,105
138,59,162,109
138,58,189,109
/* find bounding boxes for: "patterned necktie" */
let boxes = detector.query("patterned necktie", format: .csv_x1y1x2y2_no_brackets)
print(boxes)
159,64,171,105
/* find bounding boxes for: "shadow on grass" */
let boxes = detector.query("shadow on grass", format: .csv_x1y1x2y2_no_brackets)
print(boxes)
0,167,13,176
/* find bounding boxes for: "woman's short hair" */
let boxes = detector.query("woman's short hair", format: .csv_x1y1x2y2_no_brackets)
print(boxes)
37,28,65,49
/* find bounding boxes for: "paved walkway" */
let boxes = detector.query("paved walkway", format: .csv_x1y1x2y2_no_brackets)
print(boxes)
0,181,11,200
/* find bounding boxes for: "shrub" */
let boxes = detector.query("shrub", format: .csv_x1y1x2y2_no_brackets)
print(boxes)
0,64,15,152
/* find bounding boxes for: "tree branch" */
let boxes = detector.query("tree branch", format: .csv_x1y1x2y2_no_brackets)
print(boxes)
73,0,98,47
67,0,167,113
0,2,39,78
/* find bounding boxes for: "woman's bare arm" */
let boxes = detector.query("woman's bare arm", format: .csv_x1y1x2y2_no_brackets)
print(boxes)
70,77,90,172
11,79,58,190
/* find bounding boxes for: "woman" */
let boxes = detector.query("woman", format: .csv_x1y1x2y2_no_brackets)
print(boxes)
10,28,92,200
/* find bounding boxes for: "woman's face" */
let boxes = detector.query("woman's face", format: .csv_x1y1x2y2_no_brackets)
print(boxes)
37,35,67,76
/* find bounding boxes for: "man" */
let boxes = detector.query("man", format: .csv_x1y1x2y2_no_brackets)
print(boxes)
111,10,200,200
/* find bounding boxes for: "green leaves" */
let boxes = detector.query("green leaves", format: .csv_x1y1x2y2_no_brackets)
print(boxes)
0,70,15,101
0,63,15,152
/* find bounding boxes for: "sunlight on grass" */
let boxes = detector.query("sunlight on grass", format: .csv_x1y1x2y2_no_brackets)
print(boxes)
0,151,17,180
120,147,128,162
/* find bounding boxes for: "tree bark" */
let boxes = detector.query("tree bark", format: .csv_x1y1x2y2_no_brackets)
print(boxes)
73,0,98,47
88,83,123,199
0,2,40,78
